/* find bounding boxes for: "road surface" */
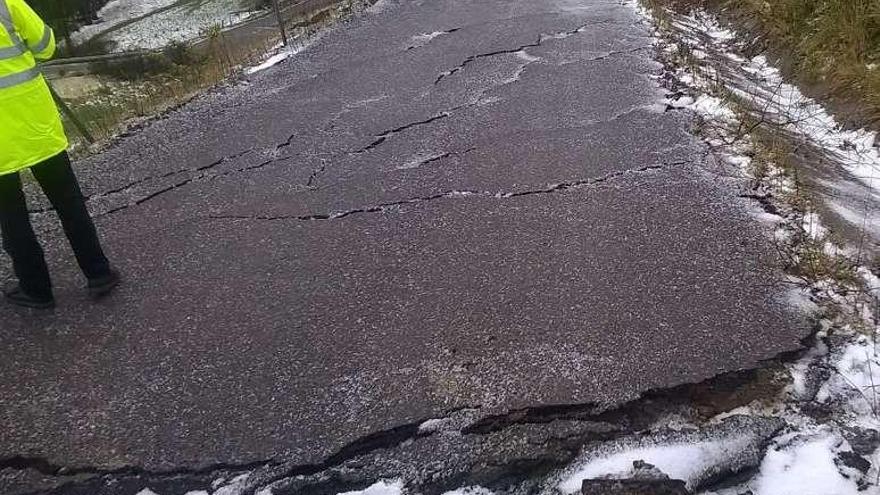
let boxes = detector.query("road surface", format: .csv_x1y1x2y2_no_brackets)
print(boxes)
0,0,810,492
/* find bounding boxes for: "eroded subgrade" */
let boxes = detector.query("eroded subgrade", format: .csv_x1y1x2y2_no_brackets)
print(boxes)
5,345,806,495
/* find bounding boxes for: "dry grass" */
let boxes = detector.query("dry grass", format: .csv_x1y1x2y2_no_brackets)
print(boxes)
719,0,880,125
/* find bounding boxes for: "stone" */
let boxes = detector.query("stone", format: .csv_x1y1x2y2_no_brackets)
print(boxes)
842,426,880,456
837,451,871,474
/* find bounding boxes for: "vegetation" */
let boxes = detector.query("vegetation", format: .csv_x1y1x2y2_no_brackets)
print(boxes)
63,28,275,152
717,0,880,126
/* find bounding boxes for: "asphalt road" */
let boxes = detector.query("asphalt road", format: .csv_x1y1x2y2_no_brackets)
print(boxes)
0,0,810,489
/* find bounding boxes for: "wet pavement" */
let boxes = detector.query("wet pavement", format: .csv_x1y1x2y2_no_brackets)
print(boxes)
0,0,810,491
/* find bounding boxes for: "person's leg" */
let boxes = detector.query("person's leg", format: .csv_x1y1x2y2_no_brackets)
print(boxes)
30,152,112,281
0,171,54,301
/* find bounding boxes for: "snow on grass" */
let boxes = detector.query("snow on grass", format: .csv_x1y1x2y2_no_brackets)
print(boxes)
337,479,404,495
670,11,880,196
739,56,880,184
99,0,262,52
72,0,179,44
816,336,880,416
751,431,861,495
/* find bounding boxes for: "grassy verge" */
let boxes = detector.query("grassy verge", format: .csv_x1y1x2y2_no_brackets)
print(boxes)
657,0,880,129
59,35,270,155
723,0,879,125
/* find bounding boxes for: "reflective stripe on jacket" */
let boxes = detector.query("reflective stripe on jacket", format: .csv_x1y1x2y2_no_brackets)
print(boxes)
0,0,67,176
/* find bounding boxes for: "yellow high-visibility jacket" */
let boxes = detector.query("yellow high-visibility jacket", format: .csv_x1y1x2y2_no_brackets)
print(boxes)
0,0,67,176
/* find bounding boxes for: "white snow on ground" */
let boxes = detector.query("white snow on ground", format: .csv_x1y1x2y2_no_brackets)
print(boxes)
110,0,260,51
77,0,263,52
816,335,880,417
630,3,880,495
135,489,160,495
71,0,179,44
245,30,326,74
246,50,291,74
751,431,862,495
336,479,404,495
557,437,752,493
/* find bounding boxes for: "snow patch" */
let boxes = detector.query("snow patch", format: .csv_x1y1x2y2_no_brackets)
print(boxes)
247,51,291,75
671,12,880,198
558,436,753,492
337,479,404,495
751,431,861,495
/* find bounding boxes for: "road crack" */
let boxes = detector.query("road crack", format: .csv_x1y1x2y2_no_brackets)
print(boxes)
434,37,542,85
208,164,668,223
353,112,452,155
433,24,588,85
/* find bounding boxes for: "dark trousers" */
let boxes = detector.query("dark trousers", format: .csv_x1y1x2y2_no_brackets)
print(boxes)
0,151,110,299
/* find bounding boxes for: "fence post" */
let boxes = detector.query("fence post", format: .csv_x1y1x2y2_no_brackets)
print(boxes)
271,0,289,46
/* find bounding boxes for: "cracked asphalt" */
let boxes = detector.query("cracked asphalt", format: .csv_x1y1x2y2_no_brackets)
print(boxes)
0,0,811,490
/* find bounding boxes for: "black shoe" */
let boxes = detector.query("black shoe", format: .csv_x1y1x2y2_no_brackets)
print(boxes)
4,286,55,309
88,269,120,299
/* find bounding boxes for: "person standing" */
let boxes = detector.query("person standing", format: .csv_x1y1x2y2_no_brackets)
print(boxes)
0,0,118,309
